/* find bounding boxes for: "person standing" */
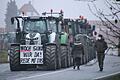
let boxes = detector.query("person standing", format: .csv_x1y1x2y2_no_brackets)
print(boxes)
95,34,108,71
71,39,84,70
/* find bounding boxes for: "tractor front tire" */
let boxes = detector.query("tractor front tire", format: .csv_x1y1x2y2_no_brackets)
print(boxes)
45,45,57,70
61,46,68,68
10,45,20,71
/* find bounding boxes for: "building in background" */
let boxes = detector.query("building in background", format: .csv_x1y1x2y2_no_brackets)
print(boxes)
19,1,39,16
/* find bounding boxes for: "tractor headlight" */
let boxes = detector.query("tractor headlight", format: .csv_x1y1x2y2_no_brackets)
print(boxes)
34,37,38,40
25,38,39,45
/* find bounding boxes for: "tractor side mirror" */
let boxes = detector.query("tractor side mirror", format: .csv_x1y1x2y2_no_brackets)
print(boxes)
11,18,14,24
44,30,52,35
92,25,96,31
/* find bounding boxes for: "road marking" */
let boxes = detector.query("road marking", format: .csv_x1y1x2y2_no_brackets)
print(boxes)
15,68,72,80
94,71,120,80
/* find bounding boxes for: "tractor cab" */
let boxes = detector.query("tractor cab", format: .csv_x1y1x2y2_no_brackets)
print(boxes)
11,15,63,45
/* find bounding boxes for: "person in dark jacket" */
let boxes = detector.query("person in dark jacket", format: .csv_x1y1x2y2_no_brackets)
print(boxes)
71,39,84,70
95,34,108,71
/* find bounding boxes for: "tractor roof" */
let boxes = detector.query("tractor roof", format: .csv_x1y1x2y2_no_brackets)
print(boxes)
12,16,62,21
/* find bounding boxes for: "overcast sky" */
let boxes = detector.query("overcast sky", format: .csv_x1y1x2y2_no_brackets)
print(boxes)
0,0,112,27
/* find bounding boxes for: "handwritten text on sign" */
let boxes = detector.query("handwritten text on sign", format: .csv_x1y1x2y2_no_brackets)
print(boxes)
20,45,43,64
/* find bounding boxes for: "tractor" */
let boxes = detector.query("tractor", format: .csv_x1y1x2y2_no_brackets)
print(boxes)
9,11,72,71
63,17,96,65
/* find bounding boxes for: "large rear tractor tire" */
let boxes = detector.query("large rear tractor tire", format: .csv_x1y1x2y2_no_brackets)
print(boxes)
60,45,68,68
45,45,57,70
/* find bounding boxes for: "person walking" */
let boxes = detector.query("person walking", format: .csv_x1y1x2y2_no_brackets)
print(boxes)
95,34,108,71
71,39,84,70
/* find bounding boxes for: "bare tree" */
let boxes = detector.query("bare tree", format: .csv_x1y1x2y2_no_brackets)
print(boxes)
5,0,18,32
75,0,120,56
89,0,120,44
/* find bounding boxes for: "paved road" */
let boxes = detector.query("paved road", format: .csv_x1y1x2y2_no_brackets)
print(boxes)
0,55,120,80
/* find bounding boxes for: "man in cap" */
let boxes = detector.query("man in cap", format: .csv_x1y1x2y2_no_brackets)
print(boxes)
95,34,108,71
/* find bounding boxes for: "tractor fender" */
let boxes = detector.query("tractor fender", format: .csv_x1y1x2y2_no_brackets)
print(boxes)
61,43,67,46
46,43,57,46
10,43,20,46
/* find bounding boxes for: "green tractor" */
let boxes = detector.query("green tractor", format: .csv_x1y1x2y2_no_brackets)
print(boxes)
9,11,72,71
74,18,96,64
63,18,96,65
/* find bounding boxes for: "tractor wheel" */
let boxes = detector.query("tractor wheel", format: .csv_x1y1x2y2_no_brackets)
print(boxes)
9,45,21,71
61,46,67,68
67,52,71,67
45,45,57,70
10,45,27,71
67,46,72,67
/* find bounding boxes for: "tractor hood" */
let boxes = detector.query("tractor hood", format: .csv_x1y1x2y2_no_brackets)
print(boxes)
25,32,41,45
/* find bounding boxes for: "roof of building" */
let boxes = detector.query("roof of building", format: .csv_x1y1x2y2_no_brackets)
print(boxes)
19,1,39,15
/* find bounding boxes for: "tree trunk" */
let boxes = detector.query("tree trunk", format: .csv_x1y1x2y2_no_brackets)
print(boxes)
118,40,120,57
118,48,120,56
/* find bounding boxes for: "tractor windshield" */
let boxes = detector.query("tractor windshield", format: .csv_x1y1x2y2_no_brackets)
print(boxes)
24,20,46,33
47,20,57,32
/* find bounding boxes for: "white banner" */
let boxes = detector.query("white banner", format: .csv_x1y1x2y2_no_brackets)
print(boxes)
20,45,43,64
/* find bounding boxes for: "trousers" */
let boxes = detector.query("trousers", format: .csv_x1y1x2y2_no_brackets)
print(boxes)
97,53,105,69
73,57,81,66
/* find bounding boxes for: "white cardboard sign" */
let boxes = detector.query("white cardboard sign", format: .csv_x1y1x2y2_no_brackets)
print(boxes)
20,45,43,64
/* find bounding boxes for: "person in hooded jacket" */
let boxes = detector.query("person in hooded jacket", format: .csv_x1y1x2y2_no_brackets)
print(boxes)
95,34,108,71
71,39,84,70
